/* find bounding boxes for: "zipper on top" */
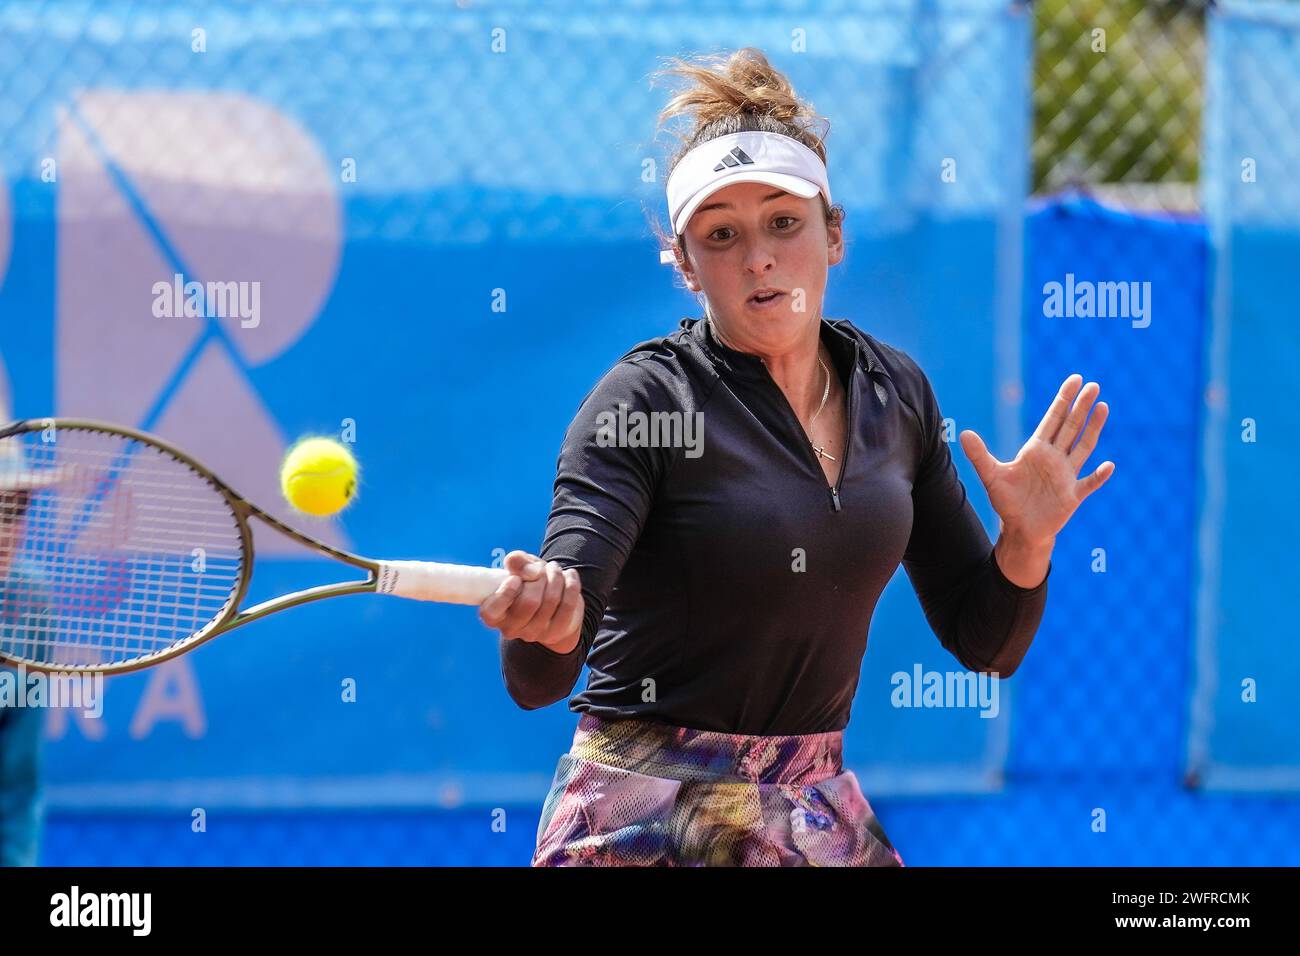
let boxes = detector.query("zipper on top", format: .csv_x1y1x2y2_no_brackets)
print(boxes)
759,339,859,513
831,349,858,512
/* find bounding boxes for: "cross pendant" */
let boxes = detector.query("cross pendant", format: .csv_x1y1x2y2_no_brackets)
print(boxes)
813,444,836,462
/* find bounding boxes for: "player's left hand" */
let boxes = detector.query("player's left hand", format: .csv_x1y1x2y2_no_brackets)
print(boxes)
958,373,1114,544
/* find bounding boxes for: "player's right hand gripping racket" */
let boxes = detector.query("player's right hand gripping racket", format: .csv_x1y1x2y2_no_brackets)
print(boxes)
0,419,508,675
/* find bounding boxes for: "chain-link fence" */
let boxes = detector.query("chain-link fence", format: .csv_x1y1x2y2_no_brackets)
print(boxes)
2,0,1298,867
1033,0,1209,210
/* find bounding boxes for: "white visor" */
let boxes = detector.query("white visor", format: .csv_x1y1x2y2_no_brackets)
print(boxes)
661,130,831,263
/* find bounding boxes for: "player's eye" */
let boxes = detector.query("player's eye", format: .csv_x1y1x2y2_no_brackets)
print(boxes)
708,217,799,242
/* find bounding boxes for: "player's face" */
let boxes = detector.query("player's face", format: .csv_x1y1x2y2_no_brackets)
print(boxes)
679,180,843,352
0,491,29,576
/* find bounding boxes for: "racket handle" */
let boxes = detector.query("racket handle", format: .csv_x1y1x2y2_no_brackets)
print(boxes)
376,561,509,605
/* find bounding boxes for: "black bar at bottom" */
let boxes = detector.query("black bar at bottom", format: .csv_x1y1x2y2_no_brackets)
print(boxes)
0,865,1292,941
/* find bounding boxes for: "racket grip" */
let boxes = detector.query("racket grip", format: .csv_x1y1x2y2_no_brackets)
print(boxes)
376,561,509,605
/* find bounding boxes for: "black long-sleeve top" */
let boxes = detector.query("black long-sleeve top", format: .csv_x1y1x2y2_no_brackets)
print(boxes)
500,315,1050,735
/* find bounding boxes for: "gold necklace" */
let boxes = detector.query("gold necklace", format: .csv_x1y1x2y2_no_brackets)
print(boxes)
809,353,835,462
711,316,835,461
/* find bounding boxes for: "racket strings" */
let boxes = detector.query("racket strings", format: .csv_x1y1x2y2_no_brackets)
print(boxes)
0,428,245,669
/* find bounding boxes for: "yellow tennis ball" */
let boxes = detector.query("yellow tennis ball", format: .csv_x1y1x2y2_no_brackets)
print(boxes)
280,437,359,517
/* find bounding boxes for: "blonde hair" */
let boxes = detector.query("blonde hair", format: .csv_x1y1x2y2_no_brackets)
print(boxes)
648,47,846,294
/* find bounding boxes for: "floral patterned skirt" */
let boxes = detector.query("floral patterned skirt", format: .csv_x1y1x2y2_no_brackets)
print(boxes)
531,713,904,867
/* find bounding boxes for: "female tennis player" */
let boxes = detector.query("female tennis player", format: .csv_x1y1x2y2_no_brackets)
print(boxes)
479,48,1113,867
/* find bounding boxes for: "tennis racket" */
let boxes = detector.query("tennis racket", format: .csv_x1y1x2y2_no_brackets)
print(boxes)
0,418,508,675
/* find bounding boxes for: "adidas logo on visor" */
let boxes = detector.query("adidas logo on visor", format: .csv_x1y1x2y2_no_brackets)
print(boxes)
713,147,755,172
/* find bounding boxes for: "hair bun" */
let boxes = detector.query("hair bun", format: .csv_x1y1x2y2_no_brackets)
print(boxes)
651,47,826,153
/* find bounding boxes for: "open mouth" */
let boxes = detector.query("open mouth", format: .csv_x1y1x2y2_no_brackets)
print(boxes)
748,290,785,306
